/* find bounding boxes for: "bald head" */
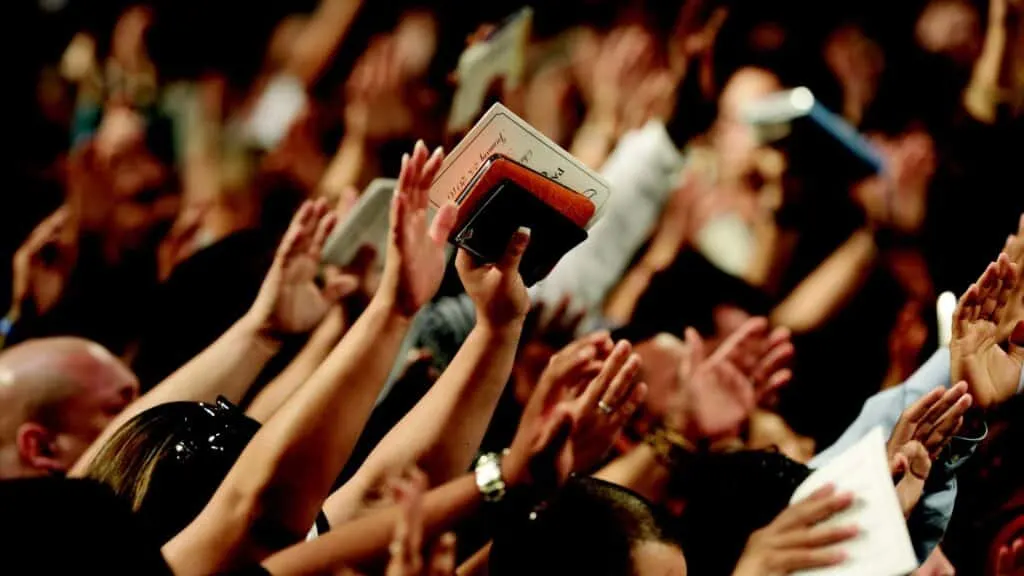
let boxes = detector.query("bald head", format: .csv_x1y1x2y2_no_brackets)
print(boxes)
0,338,138,478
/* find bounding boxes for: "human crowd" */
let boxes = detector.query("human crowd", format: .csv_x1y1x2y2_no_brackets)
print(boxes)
2,0,1024,574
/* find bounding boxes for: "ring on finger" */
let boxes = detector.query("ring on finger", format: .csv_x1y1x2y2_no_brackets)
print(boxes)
598,400,615,415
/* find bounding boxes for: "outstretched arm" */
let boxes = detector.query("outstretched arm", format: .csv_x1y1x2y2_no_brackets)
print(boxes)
323,229,532,525
163,142,458,574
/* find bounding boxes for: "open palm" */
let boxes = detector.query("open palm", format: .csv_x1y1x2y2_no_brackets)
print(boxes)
951,254,1024,409
250,199,354,334
382,141,457,317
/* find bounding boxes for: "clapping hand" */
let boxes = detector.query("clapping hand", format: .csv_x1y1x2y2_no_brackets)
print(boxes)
565,339,648,473
732,485,858,576
247,199,357,335
667,318,791,440
378,141,458,318
951,253,1024,409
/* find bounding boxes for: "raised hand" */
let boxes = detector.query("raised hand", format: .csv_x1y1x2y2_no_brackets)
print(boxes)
732,485,858,576
455,227,530,327
717,317,795,402
11,206,77,317
887,382,972,460
951,254,1024,409
248,199,356,335
666,318,787,440
889,440,931,518
566,340,648,473
502,334,621,491
379,141,457,318
385,468,457,576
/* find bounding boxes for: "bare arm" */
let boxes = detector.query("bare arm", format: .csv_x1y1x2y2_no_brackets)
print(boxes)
964,0,1021,123
163,142,457,574
245,306,346,422
323,230,531,525
286,0,363,86
770,227,878,333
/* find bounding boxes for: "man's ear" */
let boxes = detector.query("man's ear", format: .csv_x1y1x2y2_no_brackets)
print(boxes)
15,422,65,473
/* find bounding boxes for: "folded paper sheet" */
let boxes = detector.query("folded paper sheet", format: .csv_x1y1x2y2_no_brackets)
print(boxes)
790,427,918,576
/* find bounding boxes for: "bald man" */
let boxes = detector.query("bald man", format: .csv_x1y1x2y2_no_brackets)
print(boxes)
0,338,139,479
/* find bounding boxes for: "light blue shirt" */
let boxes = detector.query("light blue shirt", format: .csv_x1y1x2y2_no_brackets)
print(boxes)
810,349,988,561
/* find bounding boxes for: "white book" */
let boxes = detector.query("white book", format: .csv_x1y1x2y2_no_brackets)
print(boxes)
789,427,918,576
447,7,533,134
321,179,398,268
430,102,612,228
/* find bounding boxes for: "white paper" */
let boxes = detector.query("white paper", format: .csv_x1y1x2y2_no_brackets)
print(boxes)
430,103,611,228
447,7,533,134
242,74,308,150
321,179,397,268
789,427,917,576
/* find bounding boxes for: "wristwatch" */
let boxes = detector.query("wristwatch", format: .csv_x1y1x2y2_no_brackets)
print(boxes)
474,452,507,503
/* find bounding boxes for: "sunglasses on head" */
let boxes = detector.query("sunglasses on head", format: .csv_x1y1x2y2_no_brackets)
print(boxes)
172,396,261,464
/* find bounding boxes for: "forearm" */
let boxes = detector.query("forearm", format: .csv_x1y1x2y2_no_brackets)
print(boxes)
569,114,618,170
325,318,524,525
771,227,878,333
319,135,371,201
262,475,481,575
964,9,1014,123
70,314,279,476
287,0,363,86
246,307,347,422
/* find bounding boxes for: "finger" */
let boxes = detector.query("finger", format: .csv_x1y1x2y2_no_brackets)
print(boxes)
777,549,847,572
397,153,412,198
901,386,946,428
775,524,859,549
582,340,632,409
277,201,315,259
310,211,338,255
428,202,457,245
611,381,648,426
761,369,793,397
753,341,795,387
410,140,429,208
390,193,408,250
997,546,1011,575
925,393,972,456
427,533,457,576
684,327,706,366
1014,538,1024,569
714,316,769,364
600,353,642,411
890,453,908,477
498,226,531,272
777,487,852,531
418,146,445,192
953,284,976,337
918,382,968,436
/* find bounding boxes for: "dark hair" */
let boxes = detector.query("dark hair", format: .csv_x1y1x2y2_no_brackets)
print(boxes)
85,398,260,544
490,476,676,576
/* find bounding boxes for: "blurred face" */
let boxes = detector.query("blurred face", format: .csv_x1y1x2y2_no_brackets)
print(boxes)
632,541,688,576
96,107,179,253
713,68,782,185
54,348,139,467
916,0,983,67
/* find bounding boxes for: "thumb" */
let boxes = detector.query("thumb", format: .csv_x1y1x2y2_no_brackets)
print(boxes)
323,272,360,302
890,453,908,478
498,226,531,272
